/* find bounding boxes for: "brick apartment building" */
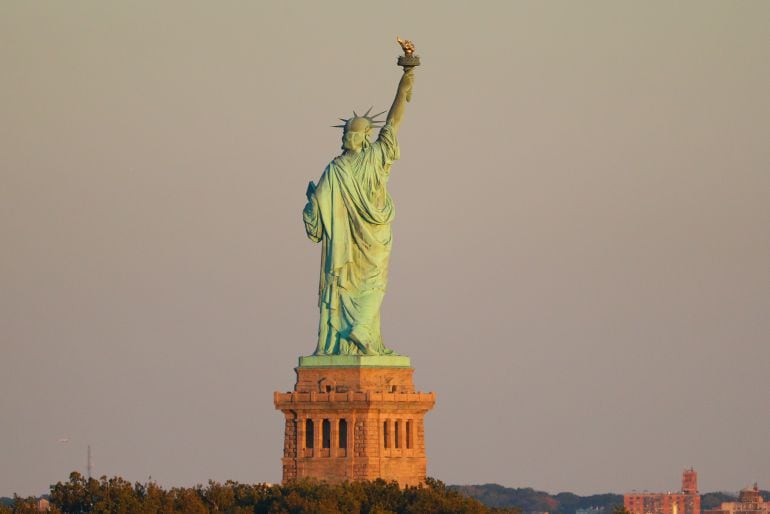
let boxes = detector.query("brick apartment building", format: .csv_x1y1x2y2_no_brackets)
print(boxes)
625,469,701,514
704,484,768,514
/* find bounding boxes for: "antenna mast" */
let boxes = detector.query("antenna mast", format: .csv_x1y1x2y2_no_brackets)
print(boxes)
87,445,92,480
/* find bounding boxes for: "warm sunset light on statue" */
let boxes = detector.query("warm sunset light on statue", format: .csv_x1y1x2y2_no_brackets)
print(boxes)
275,39,434,487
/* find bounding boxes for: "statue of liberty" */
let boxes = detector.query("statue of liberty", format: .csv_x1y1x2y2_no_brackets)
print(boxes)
302,39,418,357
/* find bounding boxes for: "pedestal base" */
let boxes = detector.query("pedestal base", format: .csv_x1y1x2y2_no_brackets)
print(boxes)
274,365,435,487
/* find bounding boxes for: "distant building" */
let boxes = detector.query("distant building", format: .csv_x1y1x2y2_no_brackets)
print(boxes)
577,507,606,514
625,468,701,514
36,498,50,512
704,484,768,514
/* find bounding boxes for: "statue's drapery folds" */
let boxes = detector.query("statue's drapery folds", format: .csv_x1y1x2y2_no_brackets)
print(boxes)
303,122,400,356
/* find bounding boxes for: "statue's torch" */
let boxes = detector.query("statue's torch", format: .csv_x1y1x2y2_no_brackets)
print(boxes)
396,37,420,69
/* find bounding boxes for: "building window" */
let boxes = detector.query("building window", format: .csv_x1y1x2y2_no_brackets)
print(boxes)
339,419,347,449
406,420,413,449
395,420,400,448
322,419,331,449
383,421,389,448
305,419,314,449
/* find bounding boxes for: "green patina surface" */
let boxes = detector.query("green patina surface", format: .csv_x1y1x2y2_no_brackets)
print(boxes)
302,52,417,359
298,354,411,368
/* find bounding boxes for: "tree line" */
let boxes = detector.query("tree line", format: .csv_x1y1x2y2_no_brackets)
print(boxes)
1,472,519,514
449,485,770,513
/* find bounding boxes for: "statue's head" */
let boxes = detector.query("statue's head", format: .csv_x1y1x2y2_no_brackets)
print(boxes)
334,108,385,153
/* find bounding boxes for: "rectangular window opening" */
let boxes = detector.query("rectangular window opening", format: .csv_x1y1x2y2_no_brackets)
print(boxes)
406,420,413,449
339,419,347,449
394,420,400,449
305,419,314,449
322,419,331,449
383,421,389,448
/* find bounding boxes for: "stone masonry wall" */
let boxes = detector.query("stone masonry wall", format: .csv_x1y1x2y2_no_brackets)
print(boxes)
274,366,435,487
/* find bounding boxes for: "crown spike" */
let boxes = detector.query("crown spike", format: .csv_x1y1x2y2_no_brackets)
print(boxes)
363,106,373,117
371,110,387,120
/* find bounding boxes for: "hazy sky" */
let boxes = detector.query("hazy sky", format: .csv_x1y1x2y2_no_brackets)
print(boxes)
1,0,768,498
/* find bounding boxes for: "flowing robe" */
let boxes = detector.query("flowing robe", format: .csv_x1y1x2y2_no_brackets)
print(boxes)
303,122,399,355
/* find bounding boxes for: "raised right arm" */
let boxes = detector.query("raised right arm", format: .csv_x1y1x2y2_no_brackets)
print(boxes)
385,67,415,137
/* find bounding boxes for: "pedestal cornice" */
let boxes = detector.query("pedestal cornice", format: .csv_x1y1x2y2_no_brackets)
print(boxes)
298,354,411,368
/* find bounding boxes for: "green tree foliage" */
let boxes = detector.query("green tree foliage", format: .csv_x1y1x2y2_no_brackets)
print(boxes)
450,484,623,514
450,484,623,513
701,493,736,510
556,493,622,514
44,472,516,513
17,474,764,514
0,495,62,514
452,485,555,511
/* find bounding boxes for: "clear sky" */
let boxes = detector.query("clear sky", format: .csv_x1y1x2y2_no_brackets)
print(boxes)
1,0,768,498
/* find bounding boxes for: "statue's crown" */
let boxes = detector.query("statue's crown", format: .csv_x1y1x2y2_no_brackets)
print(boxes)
332,107,386,130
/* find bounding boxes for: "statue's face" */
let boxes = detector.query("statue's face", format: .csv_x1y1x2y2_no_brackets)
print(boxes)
341,117,370,152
